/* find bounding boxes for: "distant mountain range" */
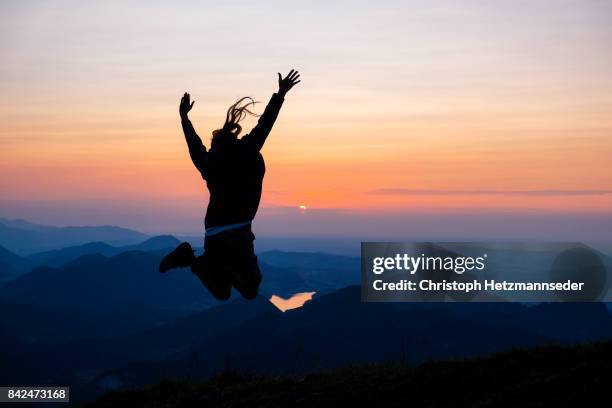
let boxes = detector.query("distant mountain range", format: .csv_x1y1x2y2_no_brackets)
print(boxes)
0,218,369,256
257,250,359,297
0,245,32,282
0,235,183,282
0,218,148,254
0,239,359,302
26,235,182,268
0,219,361,297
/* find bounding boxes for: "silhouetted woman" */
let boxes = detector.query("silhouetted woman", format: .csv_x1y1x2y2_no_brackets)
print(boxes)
159,70,300,300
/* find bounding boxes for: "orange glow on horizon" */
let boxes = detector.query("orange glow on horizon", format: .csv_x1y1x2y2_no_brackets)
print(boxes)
1,1,611,230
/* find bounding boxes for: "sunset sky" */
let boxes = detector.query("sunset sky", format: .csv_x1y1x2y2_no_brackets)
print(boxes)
1,1,611,239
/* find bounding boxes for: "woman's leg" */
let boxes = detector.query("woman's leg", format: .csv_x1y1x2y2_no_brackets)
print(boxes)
192,238,232,301
223,226,262,300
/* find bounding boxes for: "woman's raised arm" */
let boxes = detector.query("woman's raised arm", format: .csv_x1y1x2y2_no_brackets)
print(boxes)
179,92,207,174
242,70,300,151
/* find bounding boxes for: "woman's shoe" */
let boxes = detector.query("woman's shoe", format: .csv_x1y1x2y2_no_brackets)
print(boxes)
159,242,195,273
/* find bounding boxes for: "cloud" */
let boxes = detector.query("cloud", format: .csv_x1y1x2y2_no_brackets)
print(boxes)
368,189,612,197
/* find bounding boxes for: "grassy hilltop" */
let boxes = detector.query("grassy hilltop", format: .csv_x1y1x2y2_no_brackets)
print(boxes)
83,341,610,408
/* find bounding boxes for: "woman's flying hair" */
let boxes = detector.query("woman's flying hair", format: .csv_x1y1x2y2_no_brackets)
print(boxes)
212,97,260,147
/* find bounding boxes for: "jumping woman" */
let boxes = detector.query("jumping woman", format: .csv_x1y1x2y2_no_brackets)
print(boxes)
159,69,301,300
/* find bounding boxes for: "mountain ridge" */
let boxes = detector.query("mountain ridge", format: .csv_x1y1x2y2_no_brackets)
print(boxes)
0,219,148,254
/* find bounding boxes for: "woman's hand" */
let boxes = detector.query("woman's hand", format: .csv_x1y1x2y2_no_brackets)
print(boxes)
179,92,195,119
277,69,300,96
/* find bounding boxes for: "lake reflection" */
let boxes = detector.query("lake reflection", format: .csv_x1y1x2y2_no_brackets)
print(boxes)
270,291,316,312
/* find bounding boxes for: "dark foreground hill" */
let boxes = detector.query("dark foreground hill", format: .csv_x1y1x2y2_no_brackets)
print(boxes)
83,341,610,408
0,297,281,387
